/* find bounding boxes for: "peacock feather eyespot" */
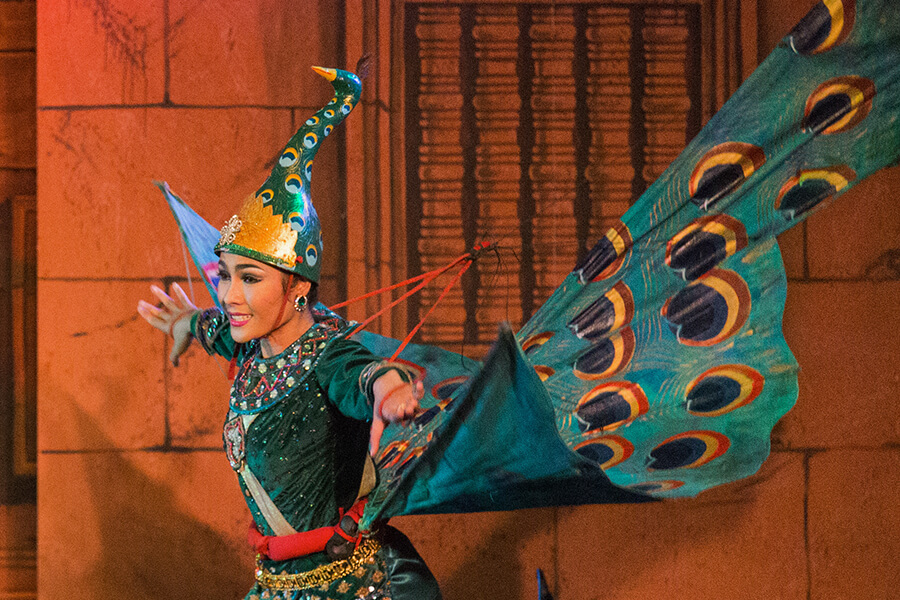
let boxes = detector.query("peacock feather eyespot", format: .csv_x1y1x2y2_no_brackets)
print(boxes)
285,174,303,195
533,365,555,381
666,215,748,281
689,143,766,211
574,435,634,470
521,331,554,356
775,166,856,220
305,244,318,266
785,0,855,55
575,221,632,283
279,147,299,168
803,76,875,135
685,364,765,416
647,431,730,470
573,328,636,380
289,213,306,232
568,281,634,341
661,269,751,347
574,381,647,433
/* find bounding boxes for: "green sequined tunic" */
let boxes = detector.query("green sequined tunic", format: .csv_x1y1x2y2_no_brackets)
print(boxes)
192,307,441,600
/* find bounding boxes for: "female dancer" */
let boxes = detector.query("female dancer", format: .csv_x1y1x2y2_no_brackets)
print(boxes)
138,66,442,600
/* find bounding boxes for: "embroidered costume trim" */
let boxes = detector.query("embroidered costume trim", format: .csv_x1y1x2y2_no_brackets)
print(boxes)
229,312,348,415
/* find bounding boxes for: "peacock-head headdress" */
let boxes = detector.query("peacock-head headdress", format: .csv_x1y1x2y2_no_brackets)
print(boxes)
214,66,362,282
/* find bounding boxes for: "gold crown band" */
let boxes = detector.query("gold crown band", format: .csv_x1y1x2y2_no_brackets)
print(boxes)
254,537,382,591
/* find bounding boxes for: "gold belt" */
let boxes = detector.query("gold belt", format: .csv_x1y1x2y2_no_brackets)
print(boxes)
255,537,382,591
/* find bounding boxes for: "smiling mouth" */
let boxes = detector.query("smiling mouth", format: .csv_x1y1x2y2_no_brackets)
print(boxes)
228,313,251,327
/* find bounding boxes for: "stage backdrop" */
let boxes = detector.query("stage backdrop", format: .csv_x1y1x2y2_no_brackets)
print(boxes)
34,1,899,599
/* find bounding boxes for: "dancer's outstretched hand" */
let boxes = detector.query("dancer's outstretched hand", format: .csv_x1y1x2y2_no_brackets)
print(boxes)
137,282,198,366
369,370,424,456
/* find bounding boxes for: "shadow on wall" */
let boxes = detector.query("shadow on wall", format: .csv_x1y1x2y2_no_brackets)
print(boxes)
41,400,251,600
400,449,797,600
445,509,557,599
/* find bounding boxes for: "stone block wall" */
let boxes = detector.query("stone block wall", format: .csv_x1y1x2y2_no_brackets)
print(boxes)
34,1,898,599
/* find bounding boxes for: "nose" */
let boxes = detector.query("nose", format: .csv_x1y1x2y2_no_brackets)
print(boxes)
220,278,243,308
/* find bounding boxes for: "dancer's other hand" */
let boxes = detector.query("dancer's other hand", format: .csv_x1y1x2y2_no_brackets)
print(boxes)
137,282,198,366
369,370,424,456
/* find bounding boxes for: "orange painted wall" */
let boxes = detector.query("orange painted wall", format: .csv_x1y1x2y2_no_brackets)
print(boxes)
34,2,898,600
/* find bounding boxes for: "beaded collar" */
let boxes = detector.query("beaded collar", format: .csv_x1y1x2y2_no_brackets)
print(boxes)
229,310,350,415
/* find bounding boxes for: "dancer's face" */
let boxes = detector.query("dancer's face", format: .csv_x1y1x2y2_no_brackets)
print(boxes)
216,252,308,344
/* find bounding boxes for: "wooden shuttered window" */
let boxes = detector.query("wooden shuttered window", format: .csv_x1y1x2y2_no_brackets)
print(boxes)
405,2,717,356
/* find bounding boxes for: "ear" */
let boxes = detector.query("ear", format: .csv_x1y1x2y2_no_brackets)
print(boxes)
292,278,312,298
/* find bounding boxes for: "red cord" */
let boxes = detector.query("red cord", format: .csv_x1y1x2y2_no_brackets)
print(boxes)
390,259,473,360
329,264,454,310
347,269,444,338
331,245,483,314
330,241,493,357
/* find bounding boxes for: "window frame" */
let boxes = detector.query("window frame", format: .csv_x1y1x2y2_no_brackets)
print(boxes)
342,0,757,347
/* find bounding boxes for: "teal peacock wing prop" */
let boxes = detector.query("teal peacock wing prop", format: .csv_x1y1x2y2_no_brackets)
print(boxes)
363,0,900,523
516,0,900,498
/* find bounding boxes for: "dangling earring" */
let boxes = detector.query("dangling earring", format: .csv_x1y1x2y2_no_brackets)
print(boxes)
294,294,308,313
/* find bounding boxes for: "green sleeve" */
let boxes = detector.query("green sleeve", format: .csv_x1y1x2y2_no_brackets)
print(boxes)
189,308,237,360
315,337,379,422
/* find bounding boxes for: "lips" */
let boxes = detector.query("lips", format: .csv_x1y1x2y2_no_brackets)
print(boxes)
228,312,251,327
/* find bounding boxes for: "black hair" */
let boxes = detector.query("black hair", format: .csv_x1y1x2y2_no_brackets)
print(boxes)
306,282,319,307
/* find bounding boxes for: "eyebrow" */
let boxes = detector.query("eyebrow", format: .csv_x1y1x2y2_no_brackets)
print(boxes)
234,263,265,271
218,261,265,272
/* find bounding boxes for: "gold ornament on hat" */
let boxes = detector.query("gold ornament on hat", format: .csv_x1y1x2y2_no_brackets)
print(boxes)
219,215,243,246
224,191,301,269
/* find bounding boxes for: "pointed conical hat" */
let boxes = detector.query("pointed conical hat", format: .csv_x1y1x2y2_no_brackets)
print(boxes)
215,66,362,282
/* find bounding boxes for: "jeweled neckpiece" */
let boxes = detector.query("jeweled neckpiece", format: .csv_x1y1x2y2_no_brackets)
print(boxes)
229,313,346,415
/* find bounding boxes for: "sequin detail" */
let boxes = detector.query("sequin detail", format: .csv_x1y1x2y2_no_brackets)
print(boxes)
196,308,229,355
219,214,243,245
